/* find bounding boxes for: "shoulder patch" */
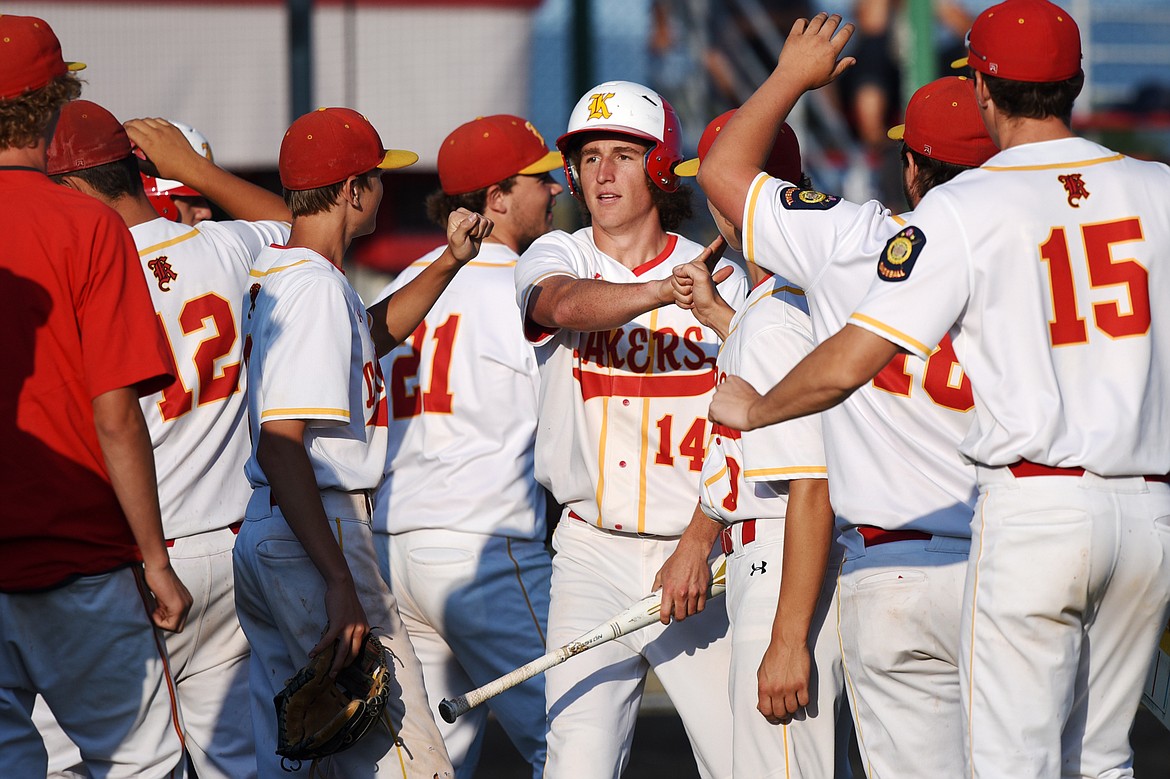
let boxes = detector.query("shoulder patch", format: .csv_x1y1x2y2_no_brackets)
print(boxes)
780,186,840,211
877,226,926,282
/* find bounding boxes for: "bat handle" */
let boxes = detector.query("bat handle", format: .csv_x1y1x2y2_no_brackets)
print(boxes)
438,696,467,724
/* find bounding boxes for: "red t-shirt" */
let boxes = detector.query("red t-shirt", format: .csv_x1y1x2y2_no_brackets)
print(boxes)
0,169,173,592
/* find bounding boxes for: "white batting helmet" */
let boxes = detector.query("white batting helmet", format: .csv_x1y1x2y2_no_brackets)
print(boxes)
144,120,213,219
556,80,684,197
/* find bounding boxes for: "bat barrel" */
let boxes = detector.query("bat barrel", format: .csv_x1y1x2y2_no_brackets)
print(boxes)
438,696,465,724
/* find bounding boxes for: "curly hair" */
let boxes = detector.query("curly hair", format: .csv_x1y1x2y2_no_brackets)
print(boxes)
0,73,82,150
284,171,375,218
424,176,516,229
901,142,973,206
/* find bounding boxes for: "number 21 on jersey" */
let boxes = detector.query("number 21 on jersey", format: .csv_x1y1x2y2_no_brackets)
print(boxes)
390,314,461,419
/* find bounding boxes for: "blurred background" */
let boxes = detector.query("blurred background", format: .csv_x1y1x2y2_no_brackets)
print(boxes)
16,0,1170,771
15,0,1170,296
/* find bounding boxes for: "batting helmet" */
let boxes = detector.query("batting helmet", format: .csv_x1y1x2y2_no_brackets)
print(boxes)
144,120,213,220
556,80,683,198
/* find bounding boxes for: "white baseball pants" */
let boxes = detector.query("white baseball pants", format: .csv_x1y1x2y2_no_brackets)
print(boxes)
964,468,1170,778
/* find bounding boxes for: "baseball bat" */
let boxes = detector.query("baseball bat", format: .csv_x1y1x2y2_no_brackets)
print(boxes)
438,554,728,724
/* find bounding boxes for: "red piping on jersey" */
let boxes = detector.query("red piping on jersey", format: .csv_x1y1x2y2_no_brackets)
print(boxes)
712,423,741,440
573,366,716,401
631,234,678,277
750,272,774,292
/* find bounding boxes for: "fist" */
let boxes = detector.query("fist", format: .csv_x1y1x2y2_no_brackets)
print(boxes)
446,208,494,263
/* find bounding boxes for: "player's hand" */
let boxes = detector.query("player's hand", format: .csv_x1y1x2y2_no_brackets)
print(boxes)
709,374,763,431
659,235,728,309
757,636,811,723
142,561,193,633
314,580,370,677
446,208,494,264
124,117,209,182
652,538,713,625
776,12,857,92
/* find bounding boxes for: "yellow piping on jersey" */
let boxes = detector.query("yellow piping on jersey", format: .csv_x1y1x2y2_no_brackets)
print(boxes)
594,392,609,528
137,228,200,257
704,465,729,488
891,213,907,226
981,153,1123,172
637,309,660,533
407,259,516,269
249,259,312,277
726,285,805,339
848,313,932,357
744,465,828,478
260,407,349,420
743,174,769,264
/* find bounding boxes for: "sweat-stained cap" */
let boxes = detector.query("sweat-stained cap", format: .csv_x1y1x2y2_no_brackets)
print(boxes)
438,115,562,195
675,110,803,184
887,76,998,168
279,107,418,190
46,99,131,176
953,0,1082,83
0,14,86,100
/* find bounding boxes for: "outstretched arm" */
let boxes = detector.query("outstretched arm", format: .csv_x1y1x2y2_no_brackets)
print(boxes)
124,117,292,222
367,208,493,355
699,13,855,232
92,387,192,632
528,237,724,333
710,324,897,431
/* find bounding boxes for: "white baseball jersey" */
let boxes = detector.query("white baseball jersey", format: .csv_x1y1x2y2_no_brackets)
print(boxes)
243,245,388,492
743,173,977,537
852,137,1170,475
515,228,749,536
700,276,826,525
372,242,544,538
131,217,288,538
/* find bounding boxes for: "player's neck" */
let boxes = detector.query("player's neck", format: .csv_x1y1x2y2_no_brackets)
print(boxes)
590,215,670,271
286,216,349,269
0,142,47,171
119,191,168,229
992,114,1076,150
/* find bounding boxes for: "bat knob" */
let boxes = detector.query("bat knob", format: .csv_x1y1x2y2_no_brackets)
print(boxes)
438,699,459,724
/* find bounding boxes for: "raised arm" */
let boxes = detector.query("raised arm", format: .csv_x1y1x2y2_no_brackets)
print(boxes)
92,387,192,632
698,13,856,232
124,117,292,223
367,208,493,356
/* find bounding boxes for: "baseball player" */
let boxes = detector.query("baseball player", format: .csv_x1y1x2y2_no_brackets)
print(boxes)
0,15,192,779
662,116,854,778
140,120,216,225
514,80,745,778
371,114,561,779
233,105,492,778
695,17,999,779
709,5,1170,777
40,99,292,779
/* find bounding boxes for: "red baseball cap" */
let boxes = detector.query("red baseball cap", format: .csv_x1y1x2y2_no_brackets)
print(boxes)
957,0,1082,83
438,115,562,195
887,76,997,168
0,15,86,100
674,110,803,184
279,107,418,190
46,100,132,176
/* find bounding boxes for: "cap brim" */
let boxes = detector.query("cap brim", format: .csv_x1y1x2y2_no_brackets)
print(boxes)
674,157,700,177
887,124,906,141
518,150,563,175
67,61,86,73
378,149,419,170
951,56,969,70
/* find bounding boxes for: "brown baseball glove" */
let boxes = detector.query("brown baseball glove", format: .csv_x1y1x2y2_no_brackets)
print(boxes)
274,633,390,767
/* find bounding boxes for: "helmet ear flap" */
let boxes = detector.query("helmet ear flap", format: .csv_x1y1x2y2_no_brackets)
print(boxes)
563,155,583,200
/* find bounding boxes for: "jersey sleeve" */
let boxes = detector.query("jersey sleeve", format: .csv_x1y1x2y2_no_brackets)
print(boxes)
738,299,826,483
254,276,353,426
849,188,972,360
214,220,292,272
514,232,583,345
77,206,173,399
743,173,850,289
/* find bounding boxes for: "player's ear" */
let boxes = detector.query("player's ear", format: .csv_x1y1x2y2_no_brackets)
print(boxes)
342,175,362,208
973,71,991,110
484,183,507,216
